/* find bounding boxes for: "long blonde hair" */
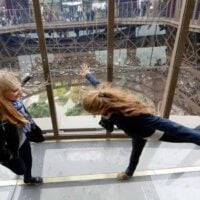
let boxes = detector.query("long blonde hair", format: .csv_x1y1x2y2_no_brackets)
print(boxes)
82,84,154,116
0,70,28,125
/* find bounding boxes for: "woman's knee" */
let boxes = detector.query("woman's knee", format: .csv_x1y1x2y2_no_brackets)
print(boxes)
14,168,25,175
11,163,27,175
6,158,27,175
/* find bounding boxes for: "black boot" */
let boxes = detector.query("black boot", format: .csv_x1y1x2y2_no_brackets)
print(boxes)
24,177,43,185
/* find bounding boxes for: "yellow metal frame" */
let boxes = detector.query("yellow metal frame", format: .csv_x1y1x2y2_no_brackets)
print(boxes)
1,165,200,186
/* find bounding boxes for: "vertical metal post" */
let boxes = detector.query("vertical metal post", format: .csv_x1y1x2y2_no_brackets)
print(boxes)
107,0,115,82
192,0,198,20
32,0,59,136
152,0,158,17
149,24,158,66
160,0,195,118
60,0,63,12
174,0,182,21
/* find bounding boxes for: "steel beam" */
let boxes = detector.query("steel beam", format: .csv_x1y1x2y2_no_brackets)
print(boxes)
32,0,59,136
107,0,115,82
161,0,195,118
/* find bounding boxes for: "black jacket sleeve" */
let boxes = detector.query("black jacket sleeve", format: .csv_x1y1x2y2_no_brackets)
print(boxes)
125,138,147,176
99,116,114,132
0,122,18,163
0,145,13,163
23,105,45,143
85,73,100,87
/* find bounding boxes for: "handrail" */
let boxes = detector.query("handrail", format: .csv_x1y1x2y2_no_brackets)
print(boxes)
0,2,199,31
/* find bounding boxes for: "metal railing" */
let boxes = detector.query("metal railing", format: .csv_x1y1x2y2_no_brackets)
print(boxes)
0,2,199,29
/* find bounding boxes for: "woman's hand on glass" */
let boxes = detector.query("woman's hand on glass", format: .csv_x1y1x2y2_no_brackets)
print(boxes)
80,63,91,76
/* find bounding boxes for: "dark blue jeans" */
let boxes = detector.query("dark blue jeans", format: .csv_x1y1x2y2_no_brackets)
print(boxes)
126,125,200,176
2,139,32,180
141,115,200,146
160,126,200,145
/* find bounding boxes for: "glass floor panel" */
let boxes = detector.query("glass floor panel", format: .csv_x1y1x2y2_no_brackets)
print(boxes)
1,115,200,200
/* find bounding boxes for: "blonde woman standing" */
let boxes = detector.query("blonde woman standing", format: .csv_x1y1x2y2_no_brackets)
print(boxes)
0,70,44,184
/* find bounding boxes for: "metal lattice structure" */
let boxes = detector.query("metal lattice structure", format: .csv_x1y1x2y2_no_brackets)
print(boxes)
0,0,200,119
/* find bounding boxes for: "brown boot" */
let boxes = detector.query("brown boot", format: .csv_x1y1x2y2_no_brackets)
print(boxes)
116,172,132,180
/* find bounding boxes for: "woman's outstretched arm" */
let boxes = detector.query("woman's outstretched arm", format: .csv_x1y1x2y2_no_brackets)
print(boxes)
80,63,100,87
117,137,146,180
125,138,147,176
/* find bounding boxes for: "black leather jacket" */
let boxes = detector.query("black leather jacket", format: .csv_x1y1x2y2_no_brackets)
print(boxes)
0,120,44,163
0,121,20,162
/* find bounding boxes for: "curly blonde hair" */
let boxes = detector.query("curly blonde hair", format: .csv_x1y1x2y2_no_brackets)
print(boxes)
0,70,28,125
82,84,154,116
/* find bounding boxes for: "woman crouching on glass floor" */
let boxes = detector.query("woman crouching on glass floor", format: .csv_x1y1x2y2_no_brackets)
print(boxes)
80,63,200,180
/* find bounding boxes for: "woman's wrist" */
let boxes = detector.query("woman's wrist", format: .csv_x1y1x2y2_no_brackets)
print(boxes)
85,72,91,76
85,72,91,77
